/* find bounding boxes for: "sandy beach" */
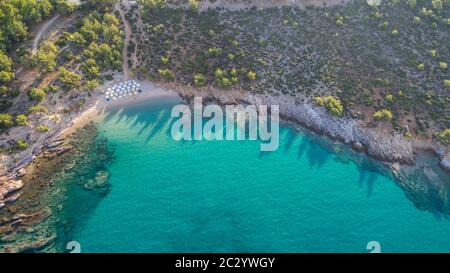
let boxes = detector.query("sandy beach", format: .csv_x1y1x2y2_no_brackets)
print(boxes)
59,80,180,139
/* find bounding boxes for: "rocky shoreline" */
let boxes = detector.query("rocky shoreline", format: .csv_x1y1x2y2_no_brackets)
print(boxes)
0,122,112,252
168,84,449,173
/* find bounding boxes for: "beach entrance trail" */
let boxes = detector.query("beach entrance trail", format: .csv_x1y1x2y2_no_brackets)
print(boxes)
32,14,60,53
115,1,138,79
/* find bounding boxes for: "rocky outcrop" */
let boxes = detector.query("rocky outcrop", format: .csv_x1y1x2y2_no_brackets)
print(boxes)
218,91,415,164
247,93,415,165
177,89,418,165
0,178,24,209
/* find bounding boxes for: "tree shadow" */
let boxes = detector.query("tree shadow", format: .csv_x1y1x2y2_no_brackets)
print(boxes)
357,167,378,197
306,142,329,169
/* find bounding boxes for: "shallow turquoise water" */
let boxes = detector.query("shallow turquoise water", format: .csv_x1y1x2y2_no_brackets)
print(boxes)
70,97,450,252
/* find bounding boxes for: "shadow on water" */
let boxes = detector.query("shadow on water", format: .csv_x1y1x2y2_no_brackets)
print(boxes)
63,98,450,249
107,99,450,219
283,129,297,153
102,97,181,143
357,168,378,197
392,151,450,220
287,124,450,219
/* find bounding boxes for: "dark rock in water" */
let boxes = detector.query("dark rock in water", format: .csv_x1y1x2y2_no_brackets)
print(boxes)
95,170,110,187
83,170,110,194
352,142,364,152
83,179,96,190
440,157,450,172
64,160,77,172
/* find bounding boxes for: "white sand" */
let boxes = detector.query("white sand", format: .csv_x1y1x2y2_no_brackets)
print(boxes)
59,80,180,138
103,80,179,110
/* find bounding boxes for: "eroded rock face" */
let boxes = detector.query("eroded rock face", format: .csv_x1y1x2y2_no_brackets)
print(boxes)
1,123,114,252
0,178,24,209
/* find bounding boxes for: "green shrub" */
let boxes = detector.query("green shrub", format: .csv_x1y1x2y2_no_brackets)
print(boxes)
444,79,450,88
189,0,199,10
206,47,223,58
373,109,393,121
16,140,28,150
315,96,344,116
15,114,28,126
29,87,46,102
83,79,100,91
0,113,14,128
193,73,206,87
385,93,393,102
430,49,437,57
230,68,237,77
436,129,450,145
217,77,232,89
214,68,225,79
246,71,256,81
158,68,174,81
28,105,49,114
160,55,169,64
32,41,58,72
58,67,81,90
36,125,49,132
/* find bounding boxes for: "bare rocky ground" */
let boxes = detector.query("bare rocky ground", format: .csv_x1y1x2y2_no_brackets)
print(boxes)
169,0,353,11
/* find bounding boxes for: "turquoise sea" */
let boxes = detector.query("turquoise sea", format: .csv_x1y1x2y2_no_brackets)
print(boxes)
67,96,450,253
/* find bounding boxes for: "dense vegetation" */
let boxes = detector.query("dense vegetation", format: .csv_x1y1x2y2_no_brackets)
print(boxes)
133,0,449,143
0,0,122,153
0,0,449,155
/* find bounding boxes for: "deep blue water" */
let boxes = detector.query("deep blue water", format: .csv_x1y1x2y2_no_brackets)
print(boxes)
69,97,450,252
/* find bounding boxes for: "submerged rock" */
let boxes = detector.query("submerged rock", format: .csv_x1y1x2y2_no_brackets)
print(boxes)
440,157,450,173
95,170,110,187
352,141,364,152
83,170,110,192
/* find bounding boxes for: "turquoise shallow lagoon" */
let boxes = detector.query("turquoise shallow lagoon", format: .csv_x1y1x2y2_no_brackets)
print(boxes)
69,97,450,253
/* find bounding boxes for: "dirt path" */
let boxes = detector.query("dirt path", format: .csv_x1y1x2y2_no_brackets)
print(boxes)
32,14,60,53
115,2,134,79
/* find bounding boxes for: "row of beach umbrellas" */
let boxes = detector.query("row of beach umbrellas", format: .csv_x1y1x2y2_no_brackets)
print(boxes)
105,80,142,101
